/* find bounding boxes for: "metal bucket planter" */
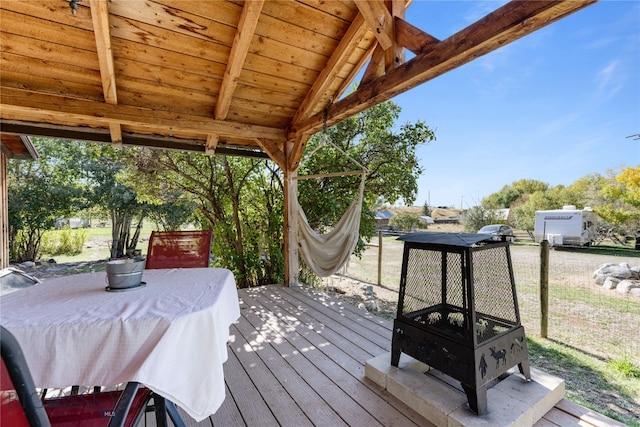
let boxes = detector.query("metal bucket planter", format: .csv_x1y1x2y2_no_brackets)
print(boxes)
105,257,146,290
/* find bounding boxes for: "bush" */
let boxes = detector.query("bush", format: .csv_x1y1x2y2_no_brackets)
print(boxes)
389,213,422,232
41,228,86,256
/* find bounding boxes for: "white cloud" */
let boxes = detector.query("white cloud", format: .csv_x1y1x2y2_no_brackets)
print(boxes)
595,61,624,99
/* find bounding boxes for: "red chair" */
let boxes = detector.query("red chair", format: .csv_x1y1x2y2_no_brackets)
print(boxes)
1,326,185,427
145,230,212,269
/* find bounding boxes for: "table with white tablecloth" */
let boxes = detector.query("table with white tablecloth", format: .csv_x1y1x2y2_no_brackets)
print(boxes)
0,267,240,422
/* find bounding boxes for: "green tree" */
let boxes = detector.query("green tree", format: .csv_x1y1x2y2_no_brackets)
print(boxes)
73,143,151,258
422,201,432,216
596,166,640,237
132,150,276,287
297,101,434,256
461,205,503,233
389,213,421,232
132,100,434,287
483,179,549,209
7,138,85,261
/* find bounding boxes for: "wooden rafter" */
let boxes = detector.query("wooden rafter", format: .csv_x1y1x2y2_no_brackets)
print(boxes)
395,17,440,55
205,134,219,155
385,0,406,71
215,0,264,120
286,13,370,171
360,45,385,86
255,138,285,171
89,0,116,104
289,14,369,129
109,122,122,147
89,0,123,147
354,0,393,50
290,0,597,142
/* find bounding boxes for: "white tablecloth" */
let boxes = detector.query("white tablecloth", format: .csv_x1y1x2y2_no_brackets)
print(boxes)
0,267,240,422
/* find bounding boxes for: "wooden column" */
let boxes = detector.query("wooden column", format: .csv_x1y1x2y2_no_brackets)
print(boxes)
0,151,8,268
283,171,300,287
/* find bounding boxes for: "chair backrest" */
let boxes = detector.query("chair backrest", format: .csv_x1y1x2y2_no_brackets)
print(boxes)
1,326,151,427
1,325,51,427
145,230,213,269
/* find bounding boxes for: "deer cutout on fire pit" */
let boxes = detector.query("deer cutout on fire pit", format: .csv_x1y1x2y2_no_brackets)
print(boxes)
489,347,507,368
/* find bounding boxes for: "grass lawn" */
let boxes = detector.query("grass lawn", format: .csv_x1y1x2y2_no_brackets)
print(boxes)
40,223,155,263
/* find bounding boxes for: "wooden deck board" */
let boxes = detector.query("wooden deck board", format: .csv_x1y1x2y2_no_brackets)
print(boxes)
248,286,426,427
164,284,624,427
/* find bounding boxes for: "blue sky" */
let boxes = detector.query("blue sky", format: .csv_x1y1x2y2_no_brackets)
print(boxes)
392,0,639,208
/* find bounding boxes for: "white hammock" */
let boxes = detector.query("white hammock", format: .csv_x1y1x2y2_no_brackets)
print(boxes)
295,173,366,277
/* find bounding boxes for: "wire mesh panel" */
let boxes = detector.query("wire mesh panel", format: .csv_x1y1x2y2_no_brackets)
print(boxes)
471,245,519,343
400,247,468,339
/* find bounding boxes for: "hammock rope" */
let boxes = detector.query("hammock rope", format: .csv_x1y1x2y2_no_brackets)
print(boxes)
293,99,369,277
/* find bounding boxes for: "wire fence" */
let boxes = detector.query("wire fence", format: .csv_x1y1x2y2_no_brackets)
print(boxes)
341,237,640,366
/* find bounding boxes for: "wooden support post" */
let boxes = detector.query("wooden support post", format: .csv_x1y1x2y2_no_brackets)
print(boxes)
0,151,7,268
377,230,382,286
283,170,299,287
540,239,549,338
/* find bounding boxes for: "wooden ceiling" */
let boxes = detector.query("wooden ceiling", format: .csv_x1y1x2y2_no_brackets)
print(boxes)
0,0,596,172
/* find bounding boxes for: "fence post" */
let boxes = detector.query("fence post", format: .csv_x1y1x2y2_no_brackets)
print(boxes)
540,239,549,338
377,230,382,286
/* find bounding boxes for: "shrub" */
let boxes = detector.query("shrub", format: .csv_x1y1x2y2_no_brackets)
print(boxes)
41,228,86,256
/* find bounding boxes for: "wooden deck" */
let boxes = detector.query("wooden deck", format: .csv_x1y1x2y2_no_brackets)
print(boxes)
164,284,625,427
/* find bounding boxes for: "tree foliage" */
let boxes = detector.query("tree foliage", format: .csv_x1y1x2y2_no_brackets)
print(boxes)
8,139,156,261
297,101,434,254
461,205,505,232
132,100,434,286
389,213,422,232
485,167,639,240
8,138,85,261
132,150,283,288
482,179,548,209
595,166,640,235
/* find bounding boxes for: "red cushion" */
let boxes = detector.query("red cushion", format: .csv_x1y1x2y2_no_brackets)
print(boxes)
43,388,151,427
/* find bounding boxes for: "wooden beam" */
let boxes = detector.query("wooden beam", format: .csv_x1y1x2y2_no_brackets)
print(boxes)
89,0,117,105
205,134,219,155
333,42,376,102
286,133,310,173
395,17,440,55
0,87,287,142
385,0,406,71
283,169,299,286
254,138,285,171
109,122,122,147
291,0,597,138
354,0,393,50
0,150,7,268
360,45,385,86
215,0,264,120
286,13,370,171
290,14,369,126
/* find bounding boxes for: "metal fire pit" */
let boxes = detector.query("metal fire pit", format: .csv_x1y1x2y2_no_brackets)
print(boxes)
391,232,530,415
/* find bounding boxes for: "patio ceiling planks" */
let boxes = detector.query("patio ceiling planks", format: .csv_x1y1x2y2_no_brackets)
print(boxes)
0,0,596,168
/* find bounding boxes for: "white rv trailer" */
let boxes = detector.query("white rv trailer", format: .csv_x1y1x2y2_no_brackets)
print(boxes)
533,206,599,246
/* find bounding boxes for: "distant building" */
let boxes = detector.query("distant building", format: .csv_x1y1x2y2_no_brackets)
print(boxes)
374,210,394,230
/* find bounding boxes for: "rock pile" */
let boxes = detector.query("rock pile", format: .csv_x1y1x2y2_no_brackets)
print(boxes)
593,262,640,297
357,284,378,312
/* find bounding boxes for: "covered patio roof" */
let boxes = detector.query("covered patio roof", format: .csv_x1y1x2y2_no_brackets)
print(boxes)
0,0,596,171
